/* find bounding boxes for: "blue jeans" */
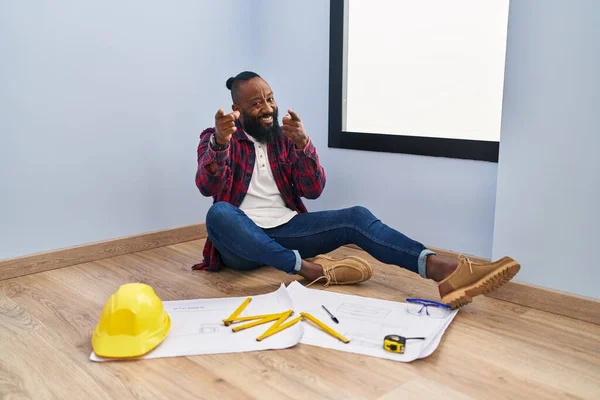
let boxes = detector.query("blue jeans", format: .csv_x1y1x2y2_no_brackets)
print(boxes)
205,202,436,278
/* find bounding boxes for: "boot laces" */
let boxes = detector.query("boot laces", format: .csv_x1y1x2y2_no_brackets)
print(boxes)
306,265,337,288
458,254,474,274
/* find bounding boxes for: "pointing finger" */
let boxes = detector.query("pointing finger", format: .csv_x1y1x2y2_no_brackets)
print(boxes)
282,118,300,128
220,112,240,123
288,109,301,121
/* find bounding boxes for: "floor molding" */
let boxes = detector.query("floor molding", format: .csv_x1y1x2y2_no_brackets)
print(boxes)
346,244,600,325
0,224,207,281
3,228,598,325
483,280,600,325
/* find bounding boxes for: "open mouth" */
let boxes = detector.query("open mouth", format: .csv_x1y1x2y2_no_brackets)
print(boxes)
260,115,273,124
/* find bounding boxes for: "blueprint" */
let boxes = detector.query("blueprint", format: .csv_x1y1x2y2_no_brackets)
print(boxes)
90,284,302,362
90,281,457,363
286,281,458,362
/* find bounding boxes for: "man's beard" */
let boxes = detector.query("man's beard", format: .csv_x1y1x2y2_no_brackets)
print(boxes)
241,108,281,144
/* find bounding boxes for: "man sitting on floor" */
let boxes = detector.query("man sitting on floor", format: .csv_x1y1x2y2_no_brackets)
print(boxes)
193,71,520,309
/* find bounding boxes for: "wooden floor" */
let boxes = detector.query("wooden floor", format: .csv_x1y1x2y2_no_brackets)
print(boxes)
1,239,599,399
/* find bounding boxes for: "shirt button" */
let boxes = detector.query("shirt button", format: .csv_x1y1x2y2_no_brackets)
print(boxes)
262,164,265,167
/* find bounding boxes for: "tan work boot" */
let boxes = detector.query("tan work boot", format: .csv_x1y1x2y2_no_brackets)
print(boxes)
307,255,373,287
438,255,520,309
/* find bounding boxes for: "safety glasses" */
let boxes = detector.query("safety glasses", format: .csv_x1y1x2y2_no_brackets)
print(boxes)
405,298,452,319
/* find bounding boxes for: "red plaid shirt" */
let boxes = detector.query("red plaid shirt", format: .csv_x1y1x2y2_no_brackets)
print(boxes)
192,127,326,271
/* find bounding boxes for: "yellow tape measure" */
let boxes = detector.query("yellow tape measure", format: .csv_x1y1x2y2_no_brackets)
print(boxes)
383,335,425,354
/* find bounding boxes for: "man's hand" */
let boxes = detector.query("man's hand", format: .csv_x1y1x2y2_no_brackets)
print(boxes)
215,109,240,145
282,109,308,149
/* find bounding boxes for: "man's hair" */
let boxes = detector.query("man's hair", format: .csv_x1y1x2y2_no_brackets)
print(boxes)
226,71,261,103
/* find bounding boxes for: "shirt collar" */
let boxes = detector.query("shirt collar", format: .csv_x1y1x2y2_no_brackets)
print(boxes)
232,128,252,142
244,130,257,143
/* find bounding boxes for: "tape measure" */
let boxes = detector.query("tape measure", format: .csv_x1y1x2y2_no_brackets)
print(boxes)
383,335,406,353
383,335,426,354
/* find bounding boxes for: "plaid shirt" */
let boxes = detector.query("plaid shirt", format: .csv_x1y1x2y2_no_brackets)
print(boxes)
192,127,326,271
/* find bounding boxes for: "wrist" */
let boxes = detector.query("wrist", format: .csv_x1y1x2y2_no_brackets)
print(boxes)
295,136,309,149
210,133,229,151
215,133,229,146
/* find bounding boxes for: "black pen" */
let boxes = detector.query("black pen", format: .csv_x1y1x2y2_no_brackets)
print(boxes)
321,305,339,324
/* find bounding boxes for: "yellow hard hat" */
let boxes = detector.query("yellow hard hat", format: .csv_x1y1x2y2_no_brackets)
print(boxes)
92,283,171,358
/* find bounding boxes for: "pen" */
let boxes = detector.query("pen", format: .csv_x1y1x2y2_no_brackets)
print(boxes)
321,305,339,324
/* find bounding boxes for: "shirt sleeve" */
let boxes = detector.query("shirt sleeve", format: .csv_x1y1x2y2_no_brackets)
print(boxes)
195,128,231,197
288,137,326,199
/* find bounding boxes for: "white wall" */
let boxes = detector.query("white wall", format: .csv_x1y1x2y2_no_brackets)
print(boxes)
255,0,499,258
0,1,259,259
492,1,600,299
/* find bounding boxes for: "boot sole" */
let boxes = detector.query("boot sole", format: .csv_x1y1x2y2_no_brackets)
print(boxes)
441,258,520,309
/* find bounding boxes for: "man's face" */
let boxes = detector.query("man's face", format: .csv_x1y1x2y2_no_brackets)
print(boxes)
234,78,280,144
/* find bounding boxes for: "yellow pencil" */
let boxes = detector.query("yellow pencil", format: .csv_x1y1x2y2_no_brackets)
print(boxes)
256,315,303,341
301,312,350,343
231,314,284,332
222,297,252,326
223,312,289,325
257,310,294,339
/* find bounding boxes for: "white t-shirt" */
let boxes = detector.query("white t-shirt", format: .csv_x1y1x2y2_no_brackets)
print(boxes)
239,133,298,229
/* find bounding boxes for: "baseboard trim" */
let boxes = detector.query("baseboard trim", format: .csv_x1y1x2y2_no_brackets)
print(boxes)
483,280,600,325
3,231,598,325
0,224,207,281
346,244,600,325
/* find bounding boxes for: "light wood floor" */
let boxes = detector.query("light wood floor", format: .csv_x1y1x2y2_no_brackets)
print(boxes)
1,239,599,399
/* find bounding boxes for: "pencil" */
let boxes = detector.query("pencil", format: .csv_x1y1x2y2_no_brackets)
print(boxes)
222,297,251,326
231,314,284,332
256,315,303,341
223,312,289,325
259,310,294,338
301,312,350,343
255,310,294,341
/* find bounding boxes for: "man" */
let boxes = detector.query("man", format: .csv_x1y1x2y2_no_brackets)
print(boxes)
193,71,520,309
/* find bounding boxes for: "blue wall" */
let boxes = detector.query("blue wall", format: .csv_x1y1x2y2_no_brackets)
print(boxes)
1,0,498,260
5,1,595,299
493,0,600,299
0,0,261,258
255,0,499,258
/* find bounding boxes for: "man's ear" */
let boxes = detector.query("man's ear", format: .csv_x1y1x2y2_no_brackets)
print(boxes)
232,104,240,113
